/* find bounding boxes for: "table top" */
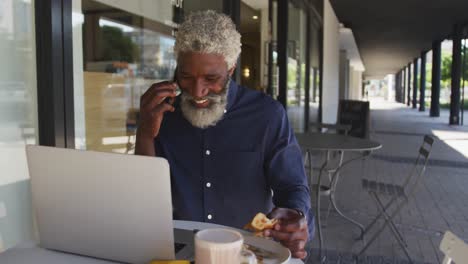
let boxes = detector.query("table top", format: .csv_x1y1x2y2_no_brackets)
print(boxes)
0,220,303,264
295,132,382,152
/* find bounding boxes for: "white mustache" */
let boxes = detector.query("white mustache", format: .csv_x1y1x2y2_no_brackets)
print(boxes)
179,81,230,129
182,90,226,104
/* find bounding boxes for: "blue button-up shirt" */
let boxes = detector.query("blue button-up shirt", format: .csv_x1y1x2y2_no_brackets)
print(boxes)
154,80,313,235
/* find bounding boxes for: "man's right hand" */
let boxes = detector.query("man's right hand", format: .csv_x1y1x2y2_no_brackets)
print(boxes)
135,81,177,156
138,81,177,139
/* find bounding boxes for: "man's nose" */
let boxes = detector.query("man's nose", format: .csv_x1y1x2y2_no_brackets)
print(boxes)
192,79,209,98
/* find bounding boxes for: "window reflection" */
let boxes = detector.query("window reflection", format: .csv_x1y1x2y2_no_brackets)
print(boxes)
0,1,37,250
286,4,307,132
310,23,321,124
0,0,37,148
75,0,176,153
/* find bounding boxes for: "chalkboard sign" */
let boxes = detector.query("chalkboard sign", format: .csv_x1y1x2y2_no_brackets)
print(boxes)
338,100,370,139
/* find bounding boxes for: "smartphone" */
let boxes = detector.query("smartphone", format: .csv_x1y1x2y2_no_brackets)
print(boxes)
164,67,181,105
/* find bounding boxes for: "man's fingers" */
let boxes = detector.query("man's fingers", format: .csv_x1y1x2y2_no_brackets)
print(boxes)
267,208,280,219
275,217,307,233
266,228,308,260
142,81,175,100
264,229,306,242
144,81,176,95
152,102,175,116
144,90,177,110
283,240,306,253
291,249,307,260
141,82,176,106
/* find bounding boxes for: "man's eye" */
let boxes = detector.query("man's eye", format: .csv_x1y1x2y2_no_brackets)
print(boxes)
205,77,218,82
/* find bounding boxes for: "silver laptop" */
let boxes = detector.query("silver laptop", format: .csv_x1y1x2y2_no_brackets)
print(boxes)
26,145,175,263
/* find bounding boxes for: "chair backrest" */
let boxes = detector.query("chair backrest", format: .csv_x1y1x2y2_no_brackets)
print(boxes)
440,231,468,264
337,100,370,139
402,135,434,196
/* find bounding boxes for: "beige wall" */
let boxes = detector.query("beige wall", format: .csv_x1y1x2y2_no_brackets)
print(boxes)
339,50,349,100
348,67,363,100
322,0,340,123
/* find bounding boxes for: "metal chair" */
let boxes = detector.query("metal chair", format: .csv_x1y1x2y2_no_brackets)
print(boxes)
358,135,434,263
440,231,468,264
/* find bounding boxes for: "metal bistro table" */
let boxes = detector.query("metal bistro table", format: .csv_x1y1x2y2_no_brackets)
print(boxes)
295,133,382,261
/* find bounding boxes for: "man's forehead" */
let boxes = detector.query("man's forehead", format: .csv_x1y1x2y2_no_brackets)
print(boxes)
177,52,228,73
178,51,225,61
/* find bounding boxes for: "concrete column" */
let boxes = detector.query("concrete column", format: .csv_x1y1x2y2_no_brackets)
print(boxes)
395,71,401,102
304,9,311,132
277,0,288,108
430,41,441,117
402,67,406,104
339,50,349,100
450,24,463,125
419,52,427,111
394,72,399,102
407,64,412,106
312,69,318,102
412,58,419,108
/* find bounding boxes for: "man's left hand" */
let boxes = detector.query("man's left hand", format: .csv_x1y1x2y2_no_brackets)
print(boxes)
263,207,309,259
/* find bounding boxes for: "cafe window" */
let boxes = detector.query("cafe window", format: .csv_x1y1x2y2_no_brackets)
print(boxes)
0,0,37,249
72,0,227,154
286,3,307,132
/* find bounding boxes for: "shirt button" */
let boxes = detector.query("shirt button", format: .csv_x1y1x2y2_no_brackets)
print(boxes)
223,109,227,113
207,214,213,220
206,182,211,188
205,150,211,155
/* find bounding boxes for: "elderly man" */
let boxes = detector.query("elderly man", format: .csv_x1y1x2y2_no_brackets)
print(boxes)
135,10,313,259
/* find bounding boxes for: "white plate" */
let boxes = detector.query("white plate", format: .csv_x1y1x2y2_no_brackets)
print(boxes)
243,234,291,264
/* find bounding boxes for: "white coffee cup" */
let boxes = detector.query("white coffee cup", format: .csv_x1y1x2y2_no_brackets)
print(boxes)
195,228,244,264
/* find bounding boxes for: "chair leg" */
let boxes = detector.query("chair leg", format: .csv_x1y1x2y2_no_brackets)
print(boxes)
372,193,408,248
358,192,393,256
315,155,329,263
359,192,413,263
323,152,338,226
362,195,398,238
358,193,399,250
324,199,332,227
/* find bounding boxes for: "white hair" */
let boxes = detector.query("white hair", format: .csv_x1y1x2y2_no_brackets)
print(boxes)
174,10,241,69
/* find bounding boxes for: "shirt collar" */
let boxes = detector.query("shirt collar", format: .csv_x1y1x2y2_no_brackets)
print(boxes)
225,79,239,112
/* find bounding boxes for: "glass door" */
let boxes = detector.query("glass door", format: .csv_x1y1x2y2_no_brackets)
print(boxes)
0,0,37,249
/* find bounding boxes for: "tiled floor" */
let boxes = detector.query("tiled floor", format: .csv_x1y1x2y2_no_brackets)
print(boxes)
301,98,468,264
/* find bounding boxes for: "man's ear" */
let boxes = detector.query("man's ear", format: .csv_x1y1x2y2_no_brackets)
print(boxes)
228,64,237,77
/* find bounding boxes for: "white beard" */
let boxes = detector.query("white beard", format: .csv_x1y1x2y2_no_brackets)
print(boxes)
180,81,229,129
